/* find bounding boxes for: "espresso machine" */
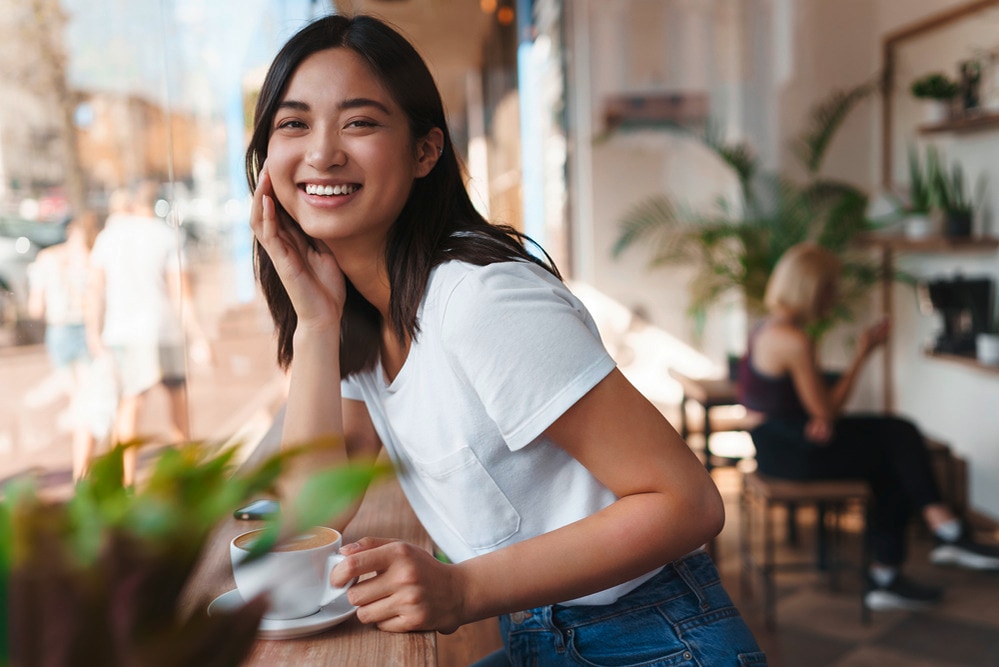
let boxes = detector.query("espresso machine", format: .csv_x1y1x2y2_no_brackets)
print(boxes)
917,275,994,355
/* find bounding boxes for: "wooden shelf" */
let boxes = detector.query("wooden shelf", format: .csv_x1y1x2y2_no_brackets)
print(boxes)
925,350,999,375
861,234,999,253
919,110,999,134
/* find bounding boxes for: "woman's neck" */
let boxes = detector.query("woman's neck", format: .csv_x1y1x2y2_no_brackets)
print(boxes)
768,309,803,328
328,237,393,320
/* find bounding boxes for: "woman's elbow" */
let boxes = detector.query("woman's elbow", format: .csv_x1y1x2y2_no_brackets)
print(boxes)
694,482,726,541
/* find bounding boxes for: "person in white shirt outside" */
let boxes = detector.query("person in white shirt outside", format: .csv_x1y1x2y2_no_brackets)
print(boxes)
247,14,765,666
86,181,210,487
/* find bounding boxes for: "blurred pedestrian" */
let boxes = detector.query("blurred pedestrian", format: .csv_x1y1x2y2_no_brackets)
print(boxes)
86,181,210,486
27,210,100,480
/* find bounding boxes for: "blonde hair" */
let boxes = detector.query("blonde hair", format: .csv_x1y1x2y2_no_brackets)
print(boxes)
763,242,841,323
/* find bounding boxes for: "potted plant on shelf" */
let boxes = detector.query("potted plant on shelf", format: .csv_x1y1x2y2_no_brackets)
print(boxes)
930,150,985,238
901,143,936,239
0,440,389,666
910,72,959,124
613,79,888,349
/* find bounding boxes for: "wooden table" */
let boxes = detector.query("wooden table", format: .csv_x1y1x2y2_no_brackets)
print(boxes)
179,408,439,665
668,368,742,470
180,478,437,665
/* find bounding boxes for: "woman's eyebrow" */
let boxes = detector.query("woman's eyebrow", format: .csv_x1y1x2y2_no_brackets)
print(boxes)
339,97,391,115
275,98,391,115
277,99,310,112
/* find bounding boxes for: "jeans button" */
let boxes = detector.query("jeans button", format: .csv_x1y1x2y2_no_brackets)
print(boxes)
511,611,528,624
683,651,692,660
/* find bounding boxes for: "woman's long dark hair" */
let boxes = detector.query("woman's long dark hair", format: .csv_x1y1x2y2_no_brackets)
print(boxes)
246,14,559,377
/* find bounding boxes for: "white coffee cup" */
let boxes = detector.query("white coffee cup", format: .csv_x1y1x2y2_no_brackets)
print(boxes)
230,526,354,620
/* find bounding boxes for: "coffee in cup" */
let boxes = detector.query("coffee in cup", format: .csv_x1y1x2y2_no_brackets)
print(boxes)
230,526,354,620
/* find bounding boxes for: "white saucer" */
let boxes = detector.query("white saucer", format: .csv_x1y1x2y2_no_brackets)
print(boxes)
208,589,358,640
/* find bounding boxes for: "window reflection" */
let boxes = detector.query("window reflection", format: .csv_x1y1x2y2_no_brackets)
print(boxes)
0,0,323,494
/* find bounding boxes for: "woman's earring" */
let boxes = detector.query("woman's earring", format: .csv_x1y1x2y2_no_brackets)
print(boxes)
438,146,444,155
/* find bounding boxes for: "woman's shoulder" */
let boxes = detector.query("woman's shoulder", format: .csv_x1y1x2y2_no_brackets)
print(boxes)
426,259,574,333
756,320,812,361
430,259,558,297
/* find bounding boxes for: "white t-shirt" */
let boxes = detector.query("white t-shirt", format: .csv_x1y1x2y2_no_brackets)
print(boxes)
90,214,185,346
342,260,660,606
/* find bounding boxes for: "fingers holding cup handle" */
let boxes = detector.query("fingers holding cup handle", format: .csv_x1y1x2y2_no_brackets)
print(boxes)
323,553,357,607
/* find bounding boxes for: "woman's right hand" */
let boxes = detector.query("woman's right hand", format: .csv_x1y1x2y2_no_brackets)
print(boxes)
250,164,347,331
858,317,890,357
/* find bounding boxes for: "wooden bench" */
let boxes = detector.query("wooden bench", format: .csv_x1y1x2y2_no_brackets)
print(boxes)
739,471,871,630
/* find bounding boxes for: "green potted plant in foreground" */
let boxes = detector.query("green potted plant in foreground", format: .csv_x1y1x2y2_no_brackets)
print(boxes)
0,440,390,666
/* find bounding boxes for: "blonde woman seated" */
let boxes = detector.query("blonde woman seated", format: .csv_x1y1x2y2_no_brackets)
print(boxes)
737,242,999,611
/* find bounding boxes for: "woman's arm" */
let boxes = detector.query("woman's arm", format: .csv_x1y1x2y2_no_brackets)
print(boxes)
317,398,384,531
826,319,888,411
334,368,723,633
84,263,106,356
249,165,351,512
460,368,722,615
780,319,887,441
26,253,48,321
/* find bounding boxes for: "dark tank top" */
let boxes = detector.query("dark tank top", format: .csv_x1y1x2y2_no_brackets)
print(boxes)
737,327,807,419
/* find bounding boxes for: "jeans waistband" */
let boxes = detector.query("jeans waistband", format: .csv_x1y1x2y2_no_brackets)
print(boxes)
506,550,721,630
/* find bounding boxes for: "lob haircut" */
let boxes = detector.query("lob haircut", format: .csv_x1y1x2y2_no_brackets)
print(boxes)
763,242,841,324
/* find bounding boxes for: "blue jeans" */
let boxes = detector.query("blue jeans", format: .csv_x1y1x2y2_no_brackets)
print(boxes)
45,323,89,368
475,551,766,666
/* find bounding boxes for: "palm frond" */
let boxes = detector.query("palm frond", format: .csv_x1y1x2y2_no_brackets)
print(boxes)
790,77,880,175
701,119,757,206
612,195,683,257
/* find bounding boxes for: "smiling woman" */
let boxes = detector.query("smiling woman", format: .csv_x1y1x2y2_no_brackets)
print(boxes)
245,13,765,666
263,47,441,255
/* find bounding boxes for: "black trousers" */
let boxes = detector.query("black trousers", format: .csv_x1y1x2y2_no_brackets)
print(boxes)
750,414,943,566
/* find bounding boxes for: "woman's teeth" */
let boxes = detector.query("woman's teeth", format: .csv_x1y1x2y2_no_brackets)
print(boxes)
305,183,358,196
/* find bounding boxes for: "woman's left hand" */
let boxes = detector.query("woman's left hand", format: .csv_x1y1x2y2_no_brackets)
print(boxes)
805,416,833,443
333,537,468,634
859,318,890,356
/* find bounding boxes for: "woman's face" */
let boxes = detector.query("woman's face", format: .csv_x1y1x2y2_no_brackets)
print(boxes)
265,47,440,253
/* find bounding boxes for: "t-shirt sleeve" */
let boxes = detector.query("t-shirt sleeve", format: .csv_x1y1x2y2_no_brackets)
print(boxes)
341,375,364,401
439,262,616,451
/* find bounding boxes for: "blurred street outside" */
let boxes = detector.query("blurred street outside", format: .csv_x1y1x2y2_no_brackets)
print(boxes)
0,249,287,498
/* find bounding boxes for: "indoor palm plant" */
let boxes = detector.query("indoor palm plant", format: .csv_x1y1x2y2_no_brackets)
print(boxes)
613,79,887,338
0,440,389,666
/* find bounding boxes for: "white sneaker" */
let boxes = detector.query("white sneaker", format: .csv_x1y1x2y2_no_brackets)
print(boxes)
864,574,942,611
930,537,999,570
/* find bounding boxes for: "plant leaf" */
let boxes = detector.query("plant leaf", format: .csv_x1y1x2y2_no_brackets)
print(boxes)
790,78,880,175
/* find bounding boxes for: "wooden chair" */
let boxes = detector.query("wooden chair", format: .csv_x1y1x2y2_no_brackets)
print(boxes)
739,470,871,630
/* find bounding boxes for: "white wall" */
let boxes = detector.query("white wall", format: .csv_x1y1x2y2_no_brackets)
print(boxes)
568,0,752,369
567,0,999,518
869,0,999,520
